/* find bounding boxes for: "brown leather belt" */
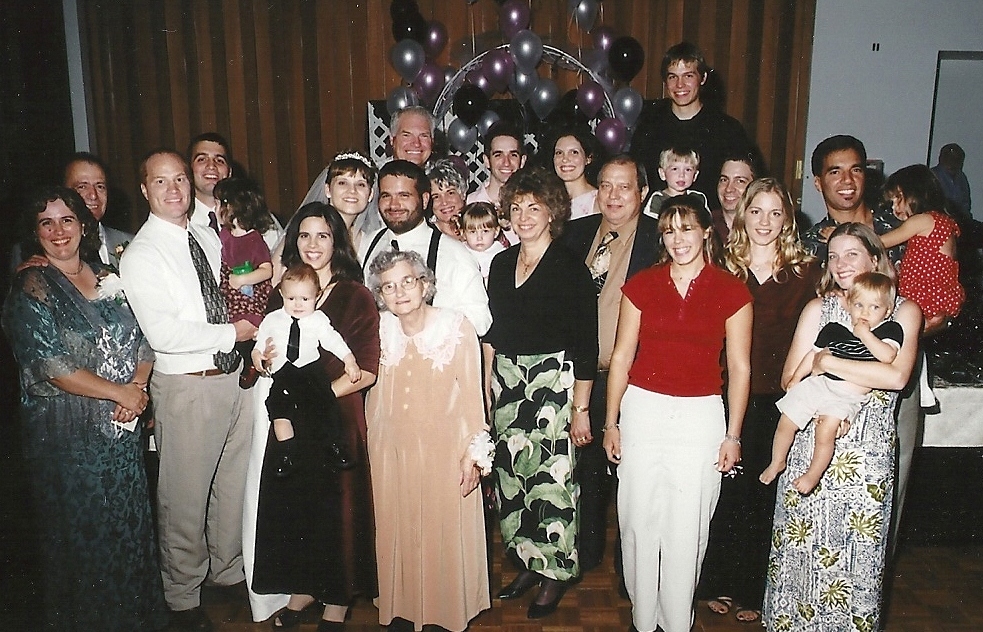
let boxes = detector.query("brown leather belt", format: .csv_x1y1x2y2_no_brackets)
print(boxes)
183,368,225,377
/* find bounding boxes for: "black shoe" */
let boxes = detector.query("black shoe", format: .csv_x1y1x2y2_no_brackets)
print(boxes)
169,606,214,632
275,454,294,478
496,570,540,600
240,365,260,389
327,442,355,470
527,579,569,619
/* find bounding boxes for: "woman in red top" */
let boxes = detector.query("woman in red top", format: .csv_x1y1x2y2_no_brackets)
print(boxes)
603,194,752,632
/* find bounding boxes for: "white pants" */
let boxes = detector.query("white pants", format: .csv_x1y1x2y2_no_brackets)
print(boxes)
617,386,724,632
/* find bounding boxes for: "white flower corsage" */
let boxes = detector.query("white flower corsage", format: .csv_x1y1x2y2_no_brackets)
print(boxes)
468,429,496,476
96,272,127,304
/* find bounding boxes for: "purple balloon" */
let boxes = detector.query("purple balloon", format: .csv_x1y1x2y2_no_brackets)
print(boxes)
424,21,448,58
576,80,605,119
595,117,627,154
592,26,617,52
412,61,446,107
499,0,531,40
443,65,458,87
466,66,495,96
483,49,515,94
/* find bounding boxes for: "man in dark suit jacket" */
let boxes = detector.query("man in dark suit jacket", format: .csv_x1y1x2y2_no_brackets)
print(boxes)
561,154,662,577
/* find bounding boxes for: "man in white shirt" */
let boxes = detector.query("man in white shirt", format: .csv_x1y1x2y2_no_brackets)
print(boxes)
121,149,257,632
467,121,526,208
359,160,491,336
187,132,283,251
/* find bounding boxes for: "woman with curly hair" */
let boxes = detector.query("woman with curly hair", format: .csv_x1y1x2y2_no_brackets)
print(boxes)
483,165,598,618
698,178,820,624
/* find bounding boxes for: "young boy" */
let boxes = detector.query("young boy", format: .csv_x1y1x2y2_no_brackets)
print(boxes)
459,202,506,286
253,263,361,475
643,146,702,217
760,272,904,494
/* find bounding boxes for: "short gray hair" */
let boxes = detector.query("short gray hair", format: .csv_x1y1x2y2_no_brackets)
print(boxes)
366,249,437,310
426,158,467,197
390,106,436,137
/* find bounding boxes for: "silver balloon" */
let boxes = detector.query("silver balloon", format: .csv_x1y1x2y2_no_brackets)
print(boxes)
530,78,560,121
613,86,643,130
569,0,600,32
448,118,478,152
390,39,426,83
509,68,538,104
386,85,420,115
476,110,501,137
509,29,543,72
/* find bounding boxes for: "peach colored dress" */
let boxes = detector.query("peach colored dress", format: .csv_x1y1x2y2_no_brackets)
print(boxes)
366,308,490,631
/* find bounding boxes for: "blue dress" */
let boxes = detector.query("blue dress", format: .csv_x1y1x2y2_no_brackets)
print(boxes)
2,264,166,631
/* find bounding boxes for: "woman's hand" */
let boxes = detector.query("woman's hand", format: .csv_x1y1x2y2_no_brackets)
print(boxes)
111,404,139,424
716,439,741,474
15,255,49,273
570,408,592,447
459,453,480,498
115,381,149,415
254,336,277,373
603,426,621,464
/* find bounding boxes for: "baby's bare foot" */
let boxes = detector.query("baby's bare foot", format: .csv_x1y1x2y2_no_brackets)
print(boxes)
792,473,820,495
759,461,786,484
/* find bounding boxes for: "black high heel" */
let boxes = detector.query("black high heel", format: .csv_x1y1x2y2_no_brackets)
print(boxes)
527,578,570,619
496,570,541,600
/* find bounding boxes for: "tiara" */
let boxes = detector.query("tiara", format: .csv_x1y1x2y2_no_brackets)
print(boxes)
332,151,373,169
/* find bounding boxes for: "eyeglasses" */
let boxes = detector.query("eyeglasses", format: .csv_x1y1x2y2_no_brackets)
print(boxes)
379,275,424,295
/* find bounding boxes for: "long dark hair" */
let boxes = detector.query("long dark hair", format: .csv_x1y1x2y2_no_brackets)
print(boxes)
281,202,362,284
20,185,101,263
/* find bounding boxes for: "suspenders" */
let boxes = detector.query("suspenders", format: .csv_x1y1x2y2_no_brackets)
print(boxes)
362,226,442,278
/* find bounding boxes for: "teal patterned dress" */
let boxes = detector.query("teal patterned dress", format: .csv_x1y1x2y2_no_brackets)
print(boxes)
763,295,903,632
485,243,598,582
2,265,167,631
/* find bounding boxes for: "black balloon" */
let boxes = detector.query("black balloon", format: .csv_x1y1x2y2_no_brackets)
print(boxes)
390,0,419,20
392,10,428,44
608,36,645,83
453,82,489,127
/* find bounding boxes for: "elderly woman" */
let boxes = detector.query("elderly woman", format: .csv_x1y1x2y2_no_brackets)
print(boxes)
426,158,468,239
2,186,166,630
699,178,820,623
604,194,752,632
763,223,921,631
365,249,490,632
483,165,598,618
245,202,380,631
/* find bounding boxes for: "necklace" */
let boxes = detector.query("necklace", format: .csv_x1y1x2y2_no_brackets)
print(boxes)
57,260,85,276
518,250,544,276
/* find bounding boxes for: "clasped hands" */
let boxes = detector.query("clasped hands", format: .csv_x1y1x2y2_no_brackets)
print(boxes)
112,380,148,423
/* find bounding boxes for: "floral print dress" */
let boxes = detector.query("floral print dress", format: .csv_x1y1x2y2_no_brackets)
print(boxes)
763,295,902,632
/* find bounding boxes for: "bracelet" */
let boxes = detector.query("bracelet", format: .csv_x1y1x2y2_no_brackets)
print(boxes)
724,434,741,445
572,405,589,414
602,424,619,433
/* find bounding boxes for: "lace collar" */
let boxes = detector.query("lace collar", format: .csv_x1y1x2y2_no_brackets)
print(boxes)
379,308,465,371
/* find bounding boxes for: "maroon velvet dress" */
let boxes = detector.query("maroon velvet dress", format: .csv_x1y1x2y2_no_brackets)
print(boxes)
253,279,380,603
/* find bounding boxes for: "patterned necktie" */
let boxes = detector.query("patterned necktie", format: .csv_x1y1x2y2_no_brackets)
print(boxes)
286,317,300,363
188,232,239,373
588,231,618,294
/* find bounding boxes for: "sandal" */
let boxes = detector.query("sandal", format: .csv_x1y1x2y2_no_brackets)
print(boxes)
707,596,734,615
272,608,304,629
735,608,761,624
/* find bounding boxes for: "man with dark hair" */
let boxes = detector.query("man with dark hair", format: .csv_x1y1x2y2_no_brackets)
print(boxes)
561,154,661,580
712,151,762,241
801,134,900,262
630,41,759,204
467,121,526,207
187,132,282,250
121,148,257,632
359,159,491,335
932,142,971,219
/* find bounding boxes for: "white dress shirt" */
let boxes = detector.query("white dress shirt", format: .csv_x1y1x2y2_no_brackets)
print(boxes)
120,213,236,374
358,221,492,335
256,308,352,374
